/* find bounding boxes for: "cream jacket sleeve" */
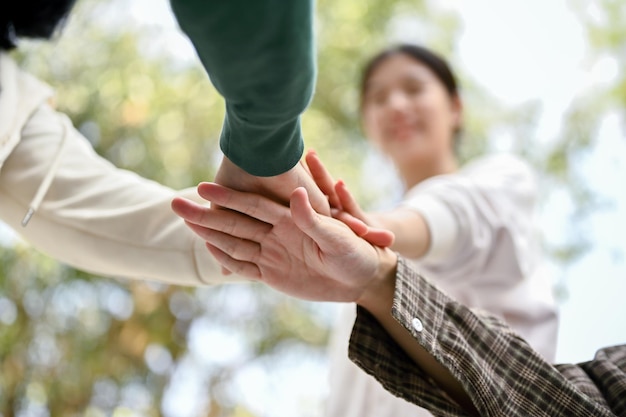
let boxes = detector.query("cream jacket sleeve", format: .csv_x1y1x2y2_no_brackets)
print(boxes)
0,103,238,286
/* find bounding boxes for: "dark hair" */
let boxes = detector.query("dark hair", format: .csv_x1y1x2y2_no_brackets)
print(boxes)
1,0,78,51
360,44,459,105
360,44,462,149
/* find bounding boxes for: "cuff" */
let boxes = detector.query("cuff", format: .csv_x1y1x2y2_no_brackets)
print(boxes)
219,111,304,177
347,258,464,415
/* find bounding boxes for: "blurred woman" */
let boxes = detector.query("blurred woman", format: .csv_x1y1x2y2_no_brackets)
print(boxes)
313,44,559,417
0,1,233,285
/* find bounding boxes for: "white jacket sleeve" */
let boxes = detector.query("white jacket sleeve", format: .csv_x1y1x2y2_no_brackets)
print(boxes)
400,155,539,284
0,103,240,286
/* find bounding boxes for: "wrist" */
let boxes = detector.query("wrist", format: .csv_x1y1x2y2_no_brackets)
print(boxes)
356,248,398,314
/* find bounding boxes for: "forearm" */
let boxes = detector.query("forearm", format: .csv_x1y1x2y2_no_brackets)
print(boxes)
350,257,613,417
0,106,236,286
356,251,476,414
370,209,431,259
0,186,216,286
170,0,315,176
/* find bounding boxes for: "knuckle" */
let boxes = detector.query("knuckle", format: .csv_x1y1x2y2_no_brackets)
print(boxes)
242,195,262,219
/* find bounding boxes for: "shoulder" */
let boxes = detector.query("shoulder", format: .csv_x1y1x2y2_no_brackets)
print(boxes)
409,153,536,196
460,153,537,197
1,53,56,159
462,153,535,180
405,153,538,215
0,52,54,98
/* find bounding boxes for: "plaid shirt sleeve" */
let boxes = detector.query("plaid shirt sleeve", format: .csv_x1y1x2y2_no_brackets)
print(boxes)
348,257,626,417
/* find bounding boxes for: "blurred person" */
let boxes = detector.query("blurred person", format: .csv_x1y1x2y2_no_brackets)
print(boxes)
305,44,559,417
0,0,236,284
172,182,625,417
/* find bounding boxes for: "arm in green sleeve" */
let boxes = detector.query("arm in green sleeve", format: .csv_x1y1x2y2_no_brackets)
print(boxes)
170,0,315,176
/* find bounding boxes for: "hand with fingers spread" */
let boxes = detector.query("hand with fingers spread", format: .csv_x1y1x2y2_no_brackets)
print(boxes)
305,150,394,248
171,183,398,305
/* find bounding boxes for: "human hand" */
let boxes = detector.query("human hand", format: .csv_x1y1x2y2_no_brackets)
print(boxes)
171,183,398,305
214,155,331,216
305,150,393,247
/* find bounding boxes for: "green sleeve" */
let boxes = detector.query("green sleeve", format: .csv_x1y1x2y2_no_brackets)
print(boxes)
170,0,315,176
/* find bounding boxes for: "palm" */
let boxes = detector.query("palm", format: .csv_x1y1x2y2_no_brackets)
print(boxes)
171,183,381,303
249,208,378,302
214,155,330,215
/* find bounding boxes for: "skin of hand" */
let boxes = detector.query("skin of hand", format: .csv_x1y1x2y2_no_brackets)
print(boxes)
214,155,331,216
171,183,476,413
172,182,396,303
305,150,394,247
306,150,430,259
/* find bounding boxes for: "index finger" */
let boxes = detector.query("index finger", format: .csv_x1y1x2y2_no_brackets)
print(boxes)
197,182,288,226
305,150,342,209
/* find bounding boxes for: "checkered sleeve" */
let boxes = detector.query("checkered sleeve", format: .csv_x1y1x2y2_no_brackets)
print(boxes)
348,257,623,417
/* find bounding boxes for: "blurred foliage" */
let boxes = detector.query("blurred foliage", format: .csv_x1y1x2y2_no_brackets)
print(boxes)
536,0,626,269
1,0,624,416
15,3,223,190
570,0,625,115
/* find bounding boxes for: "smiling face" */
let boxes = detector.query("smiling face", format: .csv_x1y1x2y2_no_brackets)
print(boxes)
361,52,462,172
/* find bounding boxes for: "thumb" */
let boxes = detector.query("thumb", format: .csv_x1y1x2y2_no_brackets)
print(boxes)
291,187,345,253
290,187,321,234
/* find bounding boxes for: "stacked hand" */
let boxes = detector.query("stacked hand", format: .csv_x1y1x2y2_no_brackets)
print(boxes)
171,183,397,306
305,150,390,243
172,156,474,415
214,155,331,216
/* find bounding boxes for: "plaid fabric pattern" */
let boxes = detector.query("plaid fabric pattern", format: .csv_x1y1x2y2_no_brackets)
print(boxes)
349,257,626,417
